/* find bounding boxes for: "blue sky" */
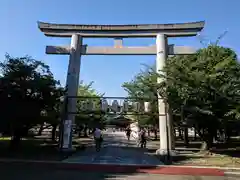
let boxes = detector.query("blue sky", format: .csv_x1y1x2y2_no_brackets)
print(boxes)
1,0,239,97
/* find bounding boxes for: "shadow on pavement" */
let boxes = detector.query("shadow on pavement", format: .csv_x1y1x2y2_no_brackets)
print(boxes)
0,132,231,179
64,132,163,166
0,162,226,180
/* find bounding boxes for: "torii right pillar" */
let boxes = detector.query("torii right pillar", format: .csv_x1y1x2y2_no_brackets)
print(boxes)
156,33,175,158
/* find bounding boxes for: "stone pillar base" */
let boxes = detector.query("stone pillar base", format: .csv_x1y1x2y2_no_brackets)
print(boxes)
156,149,178,156
156,149,178,164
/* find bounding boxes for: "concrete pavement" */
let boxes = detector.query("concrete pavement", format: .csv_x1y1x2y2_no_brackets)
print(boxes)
64,130,163,165
0,163,236,180
60,130,227,177
0,130,238,179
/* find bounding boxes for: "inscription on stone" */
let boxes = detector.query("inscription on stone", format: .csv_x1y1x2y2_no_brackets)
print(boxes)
75,25,140,30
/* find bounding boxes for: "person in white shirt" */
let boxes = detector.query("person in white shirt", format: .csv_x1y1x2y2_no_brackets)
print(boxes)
93,127,103,151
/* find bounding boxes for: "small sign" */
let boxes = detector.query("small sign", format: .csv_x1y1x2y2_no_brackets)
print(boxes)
62,120,72,149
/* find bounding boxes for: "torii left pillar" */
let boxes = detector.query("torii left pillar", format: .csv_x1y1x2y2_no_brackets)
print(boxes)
61,34,82,151
155,34,175,158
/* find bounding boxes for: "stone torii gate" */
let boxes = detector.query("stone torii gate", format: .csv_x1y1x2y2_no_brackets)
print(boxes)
38,21,205,155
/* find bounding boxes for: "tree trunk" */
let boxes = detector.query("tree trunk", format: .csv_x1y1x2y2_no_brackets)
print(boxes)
10,128,22,150
51,125,57,141
84,127,88,137
174,127,176,137
154,130,157,140
178,127,183,140
194,127,197,140
167,107,175,150
200,133,214,151
78,126,83,137
148,128,150,136
225,128,231,142
200,141,208,151
184,126,189,147
11,135,21,149
38,124,44,135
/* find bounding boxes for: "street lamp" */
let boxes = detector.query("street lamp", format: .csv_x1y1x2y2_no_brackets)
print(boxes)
122,100,129,112
144,102,151,112
133,101,140,112
101,99,108,112
112,100,119,112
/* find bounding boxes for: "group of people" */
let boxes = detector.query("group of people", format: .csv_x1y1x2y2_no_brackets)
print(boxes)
125,126,147,148
92,126,148,152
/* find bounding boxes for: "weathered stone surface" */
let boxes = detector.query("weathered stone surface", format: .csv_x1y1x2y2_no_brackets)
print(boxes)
38,21,205,37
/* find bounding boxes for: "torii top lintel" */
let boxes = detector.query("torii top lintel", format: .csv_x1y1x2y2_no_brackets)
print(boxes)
38,21,205,38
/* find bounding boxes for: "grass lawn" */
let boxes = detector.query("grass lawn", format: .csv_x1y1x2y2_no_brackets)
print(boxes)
171,152,240,167
149,136,240,167
0,136,91,161
175,142,240,167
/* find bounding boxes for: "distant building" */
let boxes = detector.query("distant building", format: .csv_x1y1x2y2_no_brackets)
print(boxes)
107,114,133,127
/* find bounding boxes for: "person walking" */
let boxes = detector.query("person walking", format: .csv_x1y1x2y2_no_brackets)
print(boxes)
125,126,131,141
139,127,147,148
93,127,103,152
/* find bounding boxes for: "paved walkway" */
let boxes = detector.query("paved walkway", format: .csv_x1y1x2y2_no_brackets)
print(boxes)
0,130,236,179
64,130,163,165
0,163,235,180
0,165,232,180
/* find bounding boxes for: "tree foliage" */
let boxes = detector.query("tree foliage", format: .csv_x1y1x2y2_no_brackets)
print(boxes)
0,54,63,144
122,69,159,126
0,54,104,145
123,45,240,149
75,81,105,129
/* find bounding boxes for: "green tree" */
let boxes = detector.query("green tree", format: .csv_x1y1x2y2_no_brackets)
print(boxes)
122,68,159,127
0,54,61,147
75,81,105,136
123,45,240,150
41,86,65,141
163,45,240,149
